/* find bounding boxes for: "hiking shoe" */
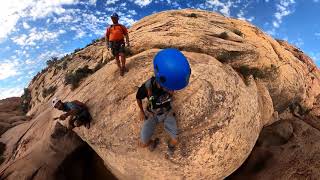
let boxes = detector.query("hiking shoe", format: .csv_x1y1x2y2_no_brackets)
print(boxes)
120,69,124,76
167,143,175,157
149,138,160,152
85,122,90,129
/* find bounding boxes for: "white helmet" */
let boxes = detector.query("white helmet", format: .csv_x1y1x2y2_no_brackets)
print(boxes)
52,97,60,108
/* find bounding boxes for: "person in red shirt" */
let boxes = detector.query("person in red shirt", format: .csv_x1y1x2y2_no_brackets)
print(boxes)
105,12,130,76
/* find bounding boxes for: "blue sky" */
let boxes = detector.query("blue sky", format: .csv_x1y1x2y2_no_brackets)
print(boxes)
0,0,319,99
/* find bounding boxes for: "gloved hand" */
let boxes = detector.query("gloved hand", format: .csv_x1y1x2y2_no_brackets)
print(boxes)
106,42,112,50
59,114,68,120
148,96,155,110
106,42,109,50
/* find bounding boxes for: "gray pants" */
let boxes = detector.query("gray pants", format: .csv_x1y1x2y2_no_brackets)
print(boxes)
140,111,178,144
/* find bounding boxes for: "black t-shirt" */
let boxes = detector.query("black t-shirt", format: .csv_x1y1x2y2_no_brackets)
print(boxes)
61,102,82,113
136,77,172,110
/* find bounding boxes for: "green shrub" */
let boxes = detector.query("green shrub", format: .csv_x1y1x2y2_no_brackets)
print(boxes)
218,32,229,39
31,72,41,83
46,56,59,67
187,13,197,18
93,61,107,72
21,88,32,113
0,142,6,165
85,38,101,47
64,65,93,89
237,66,265,78
216,51,244,63
236,64,279,80
74,48,83,53
55,65,62,70
124,47,133,57
62,61,68,70
42,86,57,98
232,29,244,37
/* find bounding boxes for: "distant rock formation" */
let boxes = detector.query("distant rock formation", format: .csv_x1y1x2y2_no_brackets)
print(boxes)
0,97,29,136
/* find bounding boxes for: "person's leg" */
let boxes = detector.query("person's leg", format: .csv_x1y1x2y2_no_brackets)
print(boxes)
119,52,127,72
68,117,76,130
74,119,84,127
115,54,121,68
140,116,158,147
112,42,122,75
115,54,124,76
164,114,178,156
119,43,127,72
76,110,91,129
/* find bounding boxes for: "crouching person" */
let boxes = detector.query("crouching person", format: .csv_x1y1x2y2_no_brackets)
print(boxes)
136,48,191,157
52,98,91,129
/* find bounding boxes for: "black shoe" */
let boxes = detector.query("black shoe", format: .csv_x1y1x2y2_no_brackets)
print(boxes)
167,142,175,157
149,138,160,152
85,122,90,129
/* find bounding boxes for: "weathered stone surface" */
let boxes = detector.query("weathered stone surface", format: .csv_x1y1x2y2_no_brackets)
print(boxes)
228,119,320,179
1,9,320,179
0,98,29,136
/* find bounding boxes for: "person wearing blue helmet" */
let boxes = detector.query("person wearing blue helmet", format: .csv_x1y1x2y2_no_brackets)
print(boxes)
105,12,130,76
136,48,191,157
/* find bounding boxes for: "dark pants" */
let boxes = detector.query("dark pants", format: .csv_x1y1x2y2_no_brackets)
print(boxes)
110,41,125,56
69,110,92,127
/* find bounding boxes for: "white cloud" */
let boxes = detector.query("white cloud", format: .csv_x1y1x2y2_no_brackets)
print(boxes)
0,0,79,41
207,0,232,16
12,29,66,46
23,22,30,29
53,14,75,23
309,52,320,63
0,87,23,100
75,30,86,39
273,21,280,28
134,0,153,7
0,61,19,80
291,38,304,48
128,10,137,16
37,50,61,61
88,0,97,5
272,0,296,28
315,32,320,37
196,0,236,16
106,0,120,5
120,17,136,26
237,9,255,22
25,59,36,65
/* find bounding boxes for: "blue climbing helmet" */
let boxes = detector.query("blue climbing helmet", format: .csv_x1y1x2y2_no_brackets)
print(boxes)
111,12,119,19
153,48,191,91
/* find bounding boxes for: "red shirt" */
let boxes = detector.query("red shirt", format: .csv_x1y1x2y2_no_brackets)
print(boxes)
106,24,128,41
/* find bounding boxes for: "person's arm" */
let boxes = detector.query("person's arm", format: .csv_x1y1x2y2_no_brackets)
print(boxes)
105,28,110,49
122,25,130,46
168,91,174,96
137,99,147,120
66,109,78,116
125,34,130,47
147,88,152,98
137,99,145,115
60,109,78,120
